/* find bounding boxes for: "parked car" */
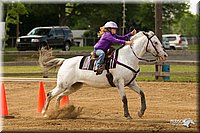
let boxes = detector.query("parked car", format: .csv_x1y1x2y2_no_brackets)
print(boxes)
17,26,74,51
162,37,170,50
162,34,188,50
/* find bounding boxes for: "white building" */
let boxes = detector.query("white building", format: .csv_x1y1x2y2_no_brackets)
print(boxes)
72,30,89,47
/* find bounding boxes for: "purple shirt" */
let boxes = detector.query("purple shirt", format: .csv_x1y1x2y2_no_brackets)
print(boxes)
94,32,133,52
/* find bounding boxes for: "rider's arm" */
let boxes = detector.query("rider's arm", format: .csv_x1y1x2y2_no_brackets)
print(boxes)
114,29,137,40
106,33,132,45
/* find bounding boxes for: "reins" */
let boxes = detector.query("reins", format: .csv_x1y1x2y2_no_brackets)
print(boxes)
130,32,159,62
107,32,160,87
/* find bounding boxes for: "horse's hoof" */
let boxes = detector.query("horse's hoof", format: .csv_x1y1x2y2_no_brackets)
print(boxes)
138,111,144,118
43,114,48,118
125,115,133,121
41,110,45,115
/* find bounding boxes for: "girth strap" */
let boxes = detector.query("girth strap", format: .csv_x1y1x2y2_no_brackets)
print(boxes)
125,68,140,86
105,44,140,87
106,60,140,87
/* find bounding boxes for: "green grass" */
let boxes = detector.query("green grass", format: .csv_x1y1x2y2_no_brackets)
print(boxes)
136,65,198,82
3,47,18,51
2,65,198,82
71,46,94,51
3,46,94,52
3,66,42,73
3,44,199,52
2,44,198,82
188,44,199,51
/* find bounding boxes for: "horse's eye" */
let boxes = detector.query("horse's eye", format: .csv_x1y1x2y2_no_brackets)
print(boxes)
154,42,158,45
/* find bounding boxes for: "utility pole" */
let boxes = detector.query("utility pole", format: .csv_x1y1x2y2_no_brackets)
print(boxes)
16,15,19,47
155,3,163,80
155,3,162,42
122,0,126,35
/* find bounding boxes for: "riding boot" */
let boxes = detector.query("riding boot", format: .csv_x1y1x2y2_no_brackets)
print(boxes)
95,64,105,75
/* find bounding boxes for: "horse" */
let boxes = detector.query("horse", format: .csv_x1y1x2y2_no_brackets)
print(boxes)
39,31,168,120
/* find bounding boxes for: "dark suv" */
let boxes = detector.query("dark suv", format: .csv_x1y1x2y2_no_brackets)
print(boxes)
17,26,73,51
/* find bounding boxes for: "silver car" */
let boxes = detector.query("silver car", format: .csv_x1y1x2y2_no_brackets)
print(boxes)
162,37,170,50
162,34,188,50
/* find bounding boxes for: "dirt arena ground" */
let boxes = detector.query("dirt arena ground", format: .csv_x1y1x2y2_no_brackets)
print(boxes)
1,81,198,132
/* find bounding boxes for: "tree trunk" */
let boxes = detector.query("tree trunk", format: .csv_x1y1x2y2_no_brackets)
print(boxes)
16,15,19,47
58,4,68,26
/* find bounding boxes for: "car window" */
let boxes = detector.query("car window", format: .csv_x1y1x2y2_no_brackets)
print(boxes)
49,29,55,36
28,28,51,36
181,36,187,42
162,37,169,42
55,29,64,36
63,29,73,36
63,29,69,36
165,36,176,41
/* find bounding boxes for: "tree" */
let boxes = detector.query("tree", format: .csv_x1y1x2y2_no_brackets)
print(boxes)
171,13,198,36
5,2,28,47
162,3,190,33
64,3,190,36
3,3,191,48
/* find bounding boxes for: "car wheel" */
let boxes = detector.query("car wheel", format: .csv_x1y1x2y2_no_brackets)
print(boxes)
63,41,70,51
40,42,48,50
170,46,176,50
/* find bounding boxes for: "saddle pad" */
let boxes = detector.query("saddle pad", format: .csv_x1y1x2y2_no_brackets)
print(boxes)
79,56,117,71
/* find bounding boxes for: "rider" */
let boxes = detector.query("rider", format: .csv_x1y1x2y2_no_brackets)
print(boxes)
94,21,137,75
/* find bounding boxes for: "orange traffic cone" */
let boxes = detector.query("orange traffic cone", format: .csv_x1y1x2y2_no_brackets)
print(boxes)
37,81,46,113
0,83,14,118
60,96,69,108
0,82,8,117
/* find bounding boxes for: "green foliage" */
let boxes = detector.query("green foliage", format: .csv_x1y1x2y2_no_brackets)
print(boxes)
162,3,190,33
5,3,28,28
171,13,198,36
64,3,190,34
3,3,192,47
65,4,122,31
4,3,28,46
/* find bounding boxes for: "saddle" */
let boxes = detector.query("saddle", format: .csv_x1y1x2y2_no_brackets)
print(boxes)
79,47,117,72
90,47,115,60
79,44,126,87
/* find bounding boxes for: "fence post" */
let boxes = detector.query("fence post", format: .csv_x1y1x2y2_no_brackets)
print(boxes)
43,71,48,78
155,61,163,80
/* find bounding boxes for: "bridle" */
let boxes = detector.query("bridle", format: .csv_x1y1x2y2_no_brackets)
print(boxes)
130,32,161,62
108,32,164,87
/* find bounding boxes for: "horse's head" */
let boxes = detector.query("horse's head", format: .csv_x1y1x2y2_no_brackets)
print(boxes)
142,31,168,61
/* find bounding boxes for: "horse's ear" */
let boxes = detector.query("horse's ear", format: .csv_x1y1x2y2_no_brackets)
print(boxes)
142,31,148,37
148,31,154,36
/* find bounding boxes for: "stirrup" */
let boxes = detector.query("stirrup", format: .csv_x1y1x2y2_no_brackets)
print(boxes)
96,70,103,75
95,64,105,75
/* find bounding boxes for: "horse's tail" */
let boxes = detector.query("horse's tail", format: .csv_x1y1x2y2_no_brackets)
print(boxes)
38,47,65,72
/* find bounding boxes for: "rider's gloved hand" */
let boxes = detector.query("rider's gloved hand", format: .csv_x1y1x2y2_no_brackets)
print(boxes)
131,29,137,35
125,41,133,45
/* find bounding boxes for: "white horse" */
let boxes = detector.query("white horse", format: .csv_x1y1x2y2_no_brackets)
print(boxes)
40,31,168,120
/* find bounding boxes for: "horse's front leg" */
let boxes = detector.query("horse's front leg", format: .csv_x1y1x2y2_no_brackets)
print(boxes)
115,78,132,120
128,81,146,118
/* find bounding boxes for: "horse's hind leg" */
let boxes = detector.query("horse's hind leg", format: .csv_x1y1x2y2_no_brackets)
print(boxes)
55,82,83,109
128,81,146,118
42,82,68,116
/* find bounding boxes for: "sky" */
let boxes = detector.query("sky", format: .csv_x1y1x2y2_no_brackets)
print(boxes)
189,0,199,15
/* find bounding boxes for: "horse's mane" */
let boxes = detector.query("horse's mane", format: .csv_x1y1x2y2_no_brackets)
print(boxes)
130,31,144,41
130,31,155,41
